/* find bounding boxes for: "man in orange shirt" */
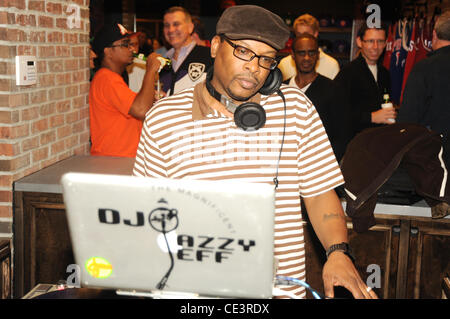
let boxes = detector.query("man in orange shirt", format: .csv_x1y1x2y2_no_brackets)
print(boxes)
90,23,161,157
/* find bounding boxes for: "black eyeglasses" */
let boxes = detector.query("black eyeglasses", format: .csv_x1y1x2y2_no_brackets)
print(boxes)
108,42,131,49
222,37,278,70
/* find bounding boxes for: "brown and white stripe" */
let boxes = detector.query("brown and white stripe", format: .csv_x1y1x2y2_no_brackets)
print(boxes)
133,84,344,298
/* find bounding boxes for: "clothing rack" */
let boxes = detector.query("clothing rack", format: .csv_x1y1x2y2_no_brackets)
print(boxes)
401,0,443,22
402,0,428,20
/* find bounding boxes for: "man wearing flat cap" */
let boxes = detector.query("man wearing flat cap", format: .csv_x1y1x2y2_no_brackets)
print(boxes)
133,5,376,299
90,23,161,158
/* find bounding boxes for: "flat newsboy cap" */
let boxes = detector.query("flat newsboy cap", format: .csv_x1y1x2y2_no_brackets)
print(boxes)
216,5,290,50
92,22,130,55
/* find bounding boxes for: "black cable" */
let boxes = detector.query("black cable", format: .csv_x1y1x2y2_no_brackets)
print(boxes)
273,89,287,189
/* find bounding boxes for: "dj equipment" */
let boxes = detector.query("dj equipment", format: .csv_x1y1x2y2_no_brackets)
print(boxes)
205,66,283,131
62,173,276,298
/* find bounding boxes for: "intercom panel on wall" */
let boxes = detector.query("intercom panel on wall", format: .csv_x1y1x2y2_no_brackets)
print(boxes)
15,56,37,86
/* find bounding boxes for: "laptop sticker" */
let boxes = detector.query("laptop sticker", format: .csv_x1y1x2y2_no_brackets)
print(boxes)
85,257,113,279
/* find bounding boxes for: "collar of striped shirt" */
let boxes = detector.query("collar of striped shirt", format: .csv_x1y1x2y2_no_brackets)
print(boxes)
192,82,261,120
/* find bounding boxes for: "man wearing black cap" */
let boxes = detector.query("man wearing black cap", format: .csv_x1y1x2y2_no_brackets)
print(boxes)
90,23,161,158
133,5,376,299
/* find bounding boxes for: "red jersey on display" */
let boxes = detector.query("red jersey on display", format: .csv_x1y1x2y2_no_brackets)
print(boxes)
383,23,395,70
414,19,433,63
389,20,409,105
400,20,417,104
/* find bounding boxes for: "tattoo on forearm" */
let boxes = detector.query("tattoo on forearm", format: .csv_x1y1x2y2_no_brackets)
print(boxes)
323,212,346,222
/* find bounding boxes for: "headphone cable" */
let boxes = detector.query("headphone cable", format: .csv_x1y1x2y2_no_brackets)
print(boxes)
273,89,287,189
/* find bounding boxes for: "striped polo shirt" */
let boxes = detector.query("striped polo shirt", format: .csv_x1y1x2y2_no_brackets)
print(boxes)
133,82,344,298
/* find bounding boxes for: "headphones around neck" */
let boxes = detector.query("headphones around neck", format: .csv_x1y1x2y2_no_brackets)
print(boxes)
205,66,283,131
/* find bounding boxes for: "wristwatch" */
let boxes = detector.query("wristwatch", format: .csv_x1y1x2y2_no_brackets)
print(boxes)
326,242,355,263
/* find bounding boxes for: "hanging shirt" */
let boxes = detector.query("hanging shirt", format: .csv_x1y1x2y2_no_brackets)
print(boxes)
389,20,409,105
383,23,395,70
400,19,418,104
414,18,433,63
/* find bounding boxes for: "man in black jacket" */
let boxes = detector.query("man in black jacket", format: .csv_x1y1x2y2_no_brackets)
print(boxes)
398,10,450,169
286,33,348,161
160,6,213,96
334,24,396,142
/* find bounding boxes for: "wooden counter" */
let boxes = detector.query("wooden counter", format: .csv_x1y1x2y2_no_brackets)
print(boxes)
12,155,450,299
0,239,11,299
13,155,135,298
304,202,450,299
14,155,135,194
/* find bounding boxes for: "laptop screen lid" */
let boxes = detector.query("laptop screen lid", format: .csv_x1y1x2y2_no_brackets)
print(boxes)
61,172,275,298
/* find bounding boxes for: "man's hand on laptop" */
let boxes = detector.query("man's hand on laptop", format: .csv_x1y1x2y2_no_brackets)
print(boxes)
322,252,378,299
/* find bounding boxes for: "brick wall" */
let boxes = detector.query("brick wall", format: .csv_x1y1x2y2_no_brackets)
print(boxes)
0,0,91,237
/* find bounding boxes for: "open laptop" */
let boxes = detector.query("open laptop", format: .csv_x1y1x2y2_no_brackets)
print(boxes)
61,172,275,299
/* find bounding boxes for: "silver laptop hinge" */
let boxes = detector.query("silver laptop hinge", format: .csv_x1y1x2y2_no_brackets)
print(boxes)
116,289,205,299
